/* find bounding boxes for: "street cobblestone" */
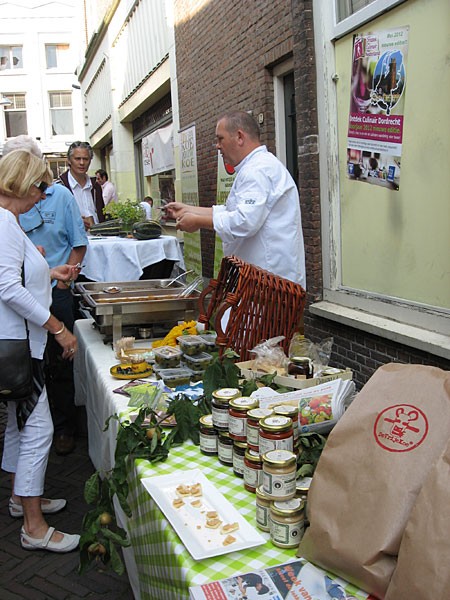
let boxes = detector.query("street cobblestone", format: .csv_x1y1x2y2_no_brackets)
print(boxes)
0,404,134,599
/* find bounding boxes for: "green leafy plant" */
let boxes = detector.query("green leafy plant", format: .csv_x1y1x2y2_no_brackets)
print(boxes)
103,199,145,231
296,432,328,478
79,394,208,575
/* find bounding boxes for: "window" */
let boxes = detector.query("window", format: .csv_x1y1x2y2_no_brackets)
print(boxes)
49,91,73,135
45,44,70,70
4,93,27,136
336,0,375,22
0,46,23,70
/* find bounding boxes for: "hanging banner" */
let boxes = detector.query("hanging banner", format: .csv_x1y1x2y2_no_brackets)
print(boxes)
142,123,174,176
179,124,202,276
346,26,409,190
214,153,236,275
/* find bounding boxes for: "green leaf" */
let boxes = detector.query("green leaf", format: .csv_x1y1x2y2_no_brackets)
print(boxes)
109,542,125,576
102,527,131,547
84,472,101,504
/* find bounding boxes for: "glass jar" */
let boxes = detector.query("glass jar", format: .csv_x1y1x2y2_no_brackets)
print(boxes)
259,415,294,456
211,388,241,430
269,497,305,548
232,440,247,478
255,485,271,532
246,408,273,452
228,397,258,441
295,476,312,499
287,356,313,379
217,430,233,466
262,449,297,501
243,448,263,493
199,414,218,456
273,404,299,445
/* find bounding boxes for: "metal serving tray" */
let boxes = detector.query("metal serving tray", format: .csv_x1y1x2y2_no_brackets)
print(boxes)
74,279,199,340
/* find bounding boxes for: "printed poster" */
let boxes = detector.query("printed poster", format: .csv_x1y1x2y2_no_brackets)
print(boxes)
214,153,236,275
142,123,174,176
347,26,409,190
179,124,202,276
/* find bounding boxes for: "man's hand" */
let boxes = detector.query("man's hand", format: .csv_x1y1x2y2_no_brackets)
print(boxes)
175,212,201,233
51,264,82,288
163,202,188,220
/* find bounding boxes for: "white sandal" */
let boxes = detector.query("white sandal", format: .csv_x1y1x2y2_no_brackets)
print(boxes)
9,497,66,518
20,526,80,553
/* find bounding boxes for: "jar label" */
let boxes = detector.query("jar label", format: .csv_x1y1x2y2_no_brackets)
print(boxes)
256,504,270,530
259,436,293,456
244,464,263,488
228,414,247,437
263,471,296,498
232,452,245,475
218,441,233,463
246,423,259,446
212,406,229,428
199,432,218,453
270,518,304,547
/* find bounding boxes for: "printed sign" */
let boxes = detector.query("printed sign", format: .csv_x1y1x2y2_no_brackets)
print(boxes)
347,26,409,190
142,123,174,176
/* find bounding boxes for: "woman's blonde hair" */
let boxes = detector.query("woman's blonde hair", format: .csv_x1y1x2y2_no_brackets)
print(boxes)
0,150,52,198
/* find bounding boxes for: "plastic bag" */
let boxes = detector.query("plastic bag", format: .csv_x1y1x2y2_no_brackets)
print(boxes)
250,336,289,375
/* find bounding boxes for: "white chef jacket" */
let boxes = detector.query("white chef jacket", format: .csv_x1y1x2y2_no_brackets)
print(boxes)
212,145,306,287
0,208,51,359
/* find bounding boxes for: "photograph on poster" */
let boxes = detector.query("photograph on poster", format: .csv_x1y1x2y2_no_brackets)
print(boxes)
347,27,408,190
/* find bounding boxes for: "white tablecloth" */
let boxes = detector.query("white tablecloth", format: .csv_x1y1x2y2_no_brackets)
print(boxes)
81,235,185,282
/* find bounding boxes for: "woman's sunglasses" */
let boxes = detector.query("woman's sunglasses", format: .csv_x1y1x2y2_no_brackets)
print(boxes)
23,206,44,234
34,181,49,193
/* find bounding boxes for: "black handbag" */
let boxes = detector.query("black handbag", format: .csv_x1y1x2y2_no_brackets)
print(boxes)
0,264,33,404
0,337,33,403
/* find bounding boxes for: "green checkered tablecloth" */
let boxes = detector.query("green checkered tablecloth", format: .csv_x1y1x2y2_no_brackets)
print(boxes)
127,441,297,600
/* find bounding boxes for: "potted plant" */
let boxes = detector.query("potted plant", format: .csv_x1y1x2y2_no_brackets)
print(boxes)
103,199,145,233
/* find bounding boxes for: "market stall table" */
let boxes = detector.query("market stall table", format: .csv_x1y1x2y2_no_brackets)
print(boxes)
81,235,185,282
73,319,296,600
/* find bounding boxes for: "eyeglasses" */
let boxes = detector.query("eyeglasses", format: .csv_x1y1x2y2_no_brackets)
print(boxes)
34,181,49,193
23,206,44,234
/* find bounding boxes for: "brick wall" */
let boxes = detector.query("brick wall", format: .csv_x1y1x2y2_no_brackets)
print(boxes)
174,0,295,277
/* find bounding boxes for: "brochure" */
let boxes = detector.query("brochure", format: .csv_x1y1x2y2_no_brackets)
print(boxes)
189,558,375,600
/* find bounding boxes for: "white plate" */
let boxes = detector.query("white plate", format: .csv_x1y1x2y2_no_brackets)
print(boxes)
141,468,266,560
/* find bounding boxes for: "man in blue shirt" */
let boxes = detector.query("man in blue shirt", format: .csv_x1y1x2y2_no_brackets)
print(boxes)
9,138,89,455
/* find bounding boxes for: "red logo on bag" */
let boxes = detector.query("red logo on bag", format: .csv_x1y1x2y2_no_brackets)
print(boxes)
374,404,428,452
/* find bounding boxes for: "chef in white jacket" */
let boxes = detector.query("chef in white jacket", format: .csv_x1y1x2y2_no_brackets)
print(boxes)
164,110,306,287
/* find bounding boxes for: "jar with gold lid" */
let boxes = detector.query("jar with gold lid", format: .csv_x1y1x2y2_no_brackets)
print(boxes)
246,407,273,452
287,356,313,379
211,388,241,430
269,497,305,548
273,404,299,445
199,414,218,456
259,415,294,456
255,485,271,532
262,449,297,500
228,397,258,441
243,448,263,493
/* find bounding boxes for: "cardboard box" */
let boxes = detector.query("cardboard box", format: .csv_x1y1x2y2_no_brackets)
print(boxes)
237,360,353,390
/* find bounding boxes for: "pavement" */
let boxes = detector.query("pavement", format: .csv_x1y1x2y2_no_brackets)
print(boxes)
0,404,134,600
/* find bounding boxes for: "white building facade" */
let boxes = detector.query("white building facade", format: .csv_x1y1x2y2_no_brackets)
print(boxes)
0,0,85,176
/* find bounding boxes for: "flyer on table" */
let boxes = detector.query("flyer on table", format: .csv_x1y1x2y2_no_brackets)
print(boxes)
346,26,409,191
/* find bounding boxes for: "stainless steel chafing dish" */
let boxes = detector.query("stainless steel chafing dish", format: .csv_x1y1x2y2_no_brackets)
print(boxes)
74,279,200,341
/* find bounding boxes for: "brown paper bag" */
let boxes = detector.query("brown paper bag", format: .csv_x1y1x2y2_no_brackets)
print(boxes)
297,363,450,599
385,437,450,599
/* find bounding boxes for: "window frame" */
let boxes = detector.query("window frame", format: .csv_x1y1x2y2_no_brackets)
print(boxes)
45,43,70,70
333,0,408,39
48,90,74,136
313,0,450,359
4,93,27,136
0,45,23,70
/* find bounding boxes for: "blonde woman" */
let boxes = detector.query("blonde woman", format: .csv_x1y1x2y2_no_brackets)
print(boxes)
0,150,80,552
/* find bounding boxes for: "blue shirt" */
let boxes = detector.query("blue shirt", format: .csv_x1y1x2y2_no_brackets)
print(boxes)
19,183,88,280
